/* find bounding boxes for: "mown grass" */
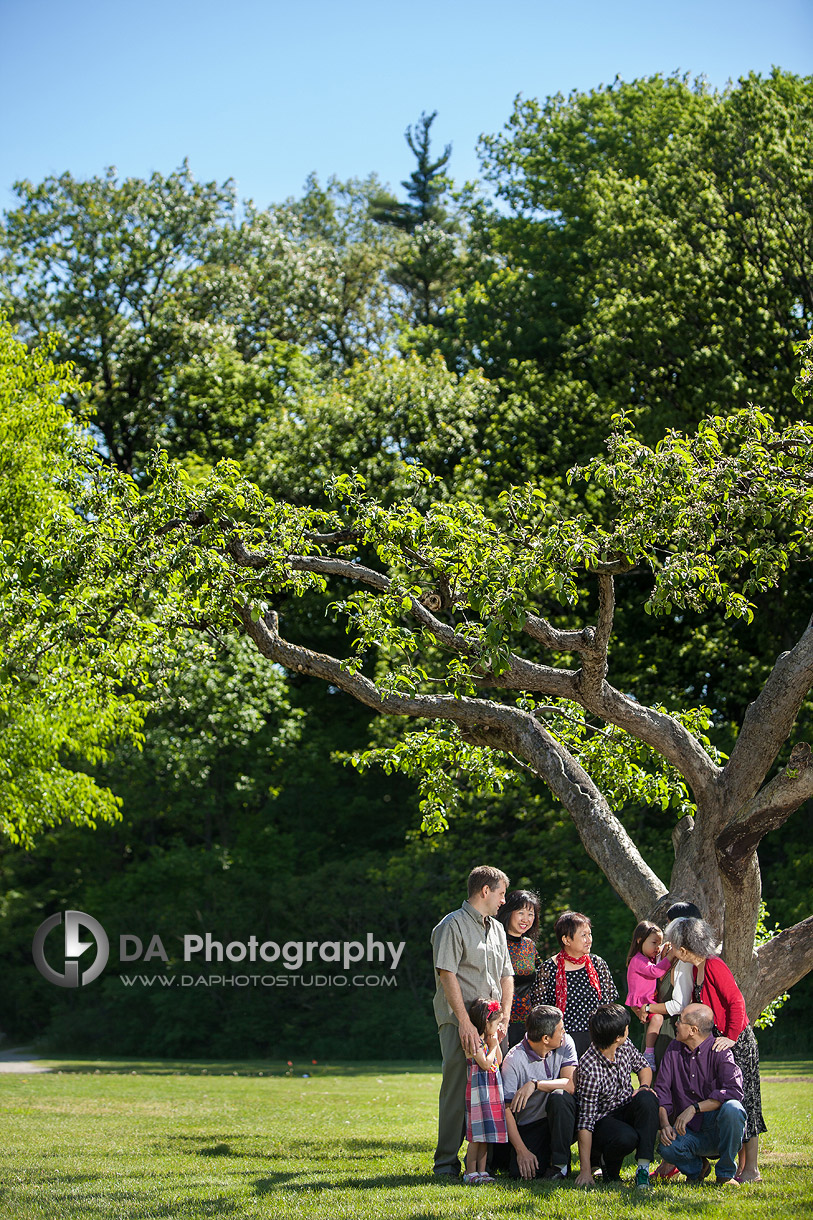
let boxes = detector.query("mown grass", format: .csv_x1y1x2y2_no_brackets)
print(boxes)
0,1058,809,1219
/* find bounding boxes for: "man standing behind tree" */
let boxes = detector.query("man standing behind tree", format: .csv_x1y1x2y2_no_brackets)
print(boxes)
431,865,513,1177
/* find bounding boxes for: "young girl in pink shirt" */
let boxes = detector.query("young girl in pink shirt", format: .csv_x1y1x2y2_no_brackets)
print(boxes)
625,921,673,1069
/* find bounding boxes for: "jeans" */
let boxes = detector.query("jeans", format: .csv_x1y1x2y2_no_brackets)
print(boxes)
663,1101,747,1181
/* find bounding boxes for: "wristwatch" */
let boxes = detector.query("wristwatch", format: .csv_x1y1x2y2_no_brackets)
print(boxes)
693,1102,701,1114
644,1004,651,1015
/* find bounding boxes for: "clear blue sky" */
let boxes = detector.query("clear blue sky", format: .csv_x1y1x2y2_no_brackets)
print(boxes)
1,0,811,212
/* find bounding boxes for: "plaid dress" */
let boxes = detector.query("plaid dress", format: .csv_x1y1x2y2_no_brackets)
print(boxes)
465,1040,507,1143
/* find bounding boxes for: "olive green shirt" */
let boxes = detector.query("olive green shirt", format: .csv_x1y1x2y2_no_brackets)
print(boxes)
431,900,513,1028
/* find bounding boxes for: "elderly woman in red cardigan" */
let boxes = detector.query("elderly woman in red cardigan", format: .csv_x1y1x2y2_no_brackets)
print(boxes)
669,917,765,1183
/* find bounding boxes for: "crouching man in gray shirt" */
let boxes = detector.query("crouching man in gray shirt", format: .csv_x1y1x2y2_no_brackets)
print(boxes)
501,1004,578,1180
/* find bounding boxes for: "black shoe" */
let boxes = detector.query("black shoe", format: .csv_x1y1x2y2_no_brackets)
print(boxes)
542,1166,568,1181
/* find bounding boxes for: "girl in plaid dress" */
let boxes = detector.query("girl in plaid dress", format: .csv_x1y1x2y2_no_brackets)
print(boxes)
463,998,507,1184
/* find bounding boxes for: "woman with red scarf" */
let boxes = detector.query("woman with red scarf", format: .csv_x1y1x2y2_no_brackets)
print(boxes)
528,911,617,1058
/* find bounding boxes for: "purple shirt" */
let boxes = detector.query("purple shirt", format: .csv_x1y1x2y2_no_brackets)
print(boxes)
654,1034,743,1132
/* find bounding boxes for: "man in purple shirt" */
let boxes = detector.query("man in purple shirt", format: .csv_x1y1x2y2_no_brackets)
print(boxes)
654,1002,746,1185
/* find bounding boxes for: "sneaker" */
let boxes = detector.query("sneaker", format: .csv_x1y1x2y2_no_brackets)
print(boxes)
634,1166,652,1189
477,1172,496,1184
717,1177,740,1186
462,1172,481,1185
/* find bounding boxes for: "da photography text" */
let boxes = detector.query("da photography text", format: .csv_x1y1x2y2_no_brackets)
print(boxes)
32,910,405,990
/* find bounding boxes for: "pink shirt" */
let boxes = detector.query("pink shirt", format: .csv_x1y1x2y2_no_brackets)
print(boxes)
625,951,673,1007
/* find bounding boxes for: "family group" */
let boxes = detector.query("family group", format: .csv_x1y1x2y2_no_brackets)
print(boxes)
431,865,766,1189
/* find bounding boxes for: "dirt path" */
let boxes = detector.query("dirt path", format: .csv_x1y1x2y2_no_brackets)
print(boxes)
0,1047,50,1073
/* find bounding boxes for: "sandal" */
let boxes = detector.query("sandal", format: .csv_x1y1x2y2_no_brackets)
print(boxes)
462,1172,481,1185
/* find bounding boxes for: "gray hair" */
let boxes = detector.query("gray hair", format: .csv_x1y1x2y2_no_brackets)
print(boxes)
669,917,718,959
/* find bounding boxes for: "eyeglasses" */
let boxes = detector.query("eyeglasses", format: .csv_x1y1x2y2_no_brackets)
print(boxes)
674,1017,697,1028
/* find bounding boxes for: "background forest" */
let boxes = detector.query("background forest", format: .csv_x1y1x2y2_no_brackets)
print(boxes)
0,70,811,1060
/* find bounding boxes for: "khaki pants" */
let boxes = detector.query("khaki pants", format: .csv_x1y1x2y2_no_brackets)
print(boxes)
434,1022,468,1176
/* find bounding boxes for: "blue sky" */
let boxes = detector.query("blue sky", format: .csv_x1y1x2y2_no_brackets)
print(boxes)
1,0,811,212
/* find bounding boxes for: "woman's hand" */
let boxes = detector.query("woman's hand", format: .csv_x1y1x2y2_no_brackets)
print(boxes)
713,1036,736,1052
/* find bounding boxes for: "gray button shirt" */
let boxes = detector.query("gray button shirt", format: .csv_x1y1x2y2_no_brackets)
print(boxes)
431,900,512,1028
501,1033,579,1124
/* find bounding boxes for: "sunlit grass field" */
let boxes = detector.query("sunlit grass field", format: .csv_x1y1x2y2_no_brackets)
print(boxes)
0,1057,809,1219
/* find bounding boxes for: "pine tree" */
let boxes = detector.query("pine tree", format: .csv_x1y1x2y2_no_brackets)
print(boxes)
370,112,458,328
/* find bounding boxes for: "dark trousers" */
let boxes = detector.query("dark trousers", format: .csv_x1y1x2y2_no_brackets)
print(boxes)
509,1092,578,1177
592,1091,659,1180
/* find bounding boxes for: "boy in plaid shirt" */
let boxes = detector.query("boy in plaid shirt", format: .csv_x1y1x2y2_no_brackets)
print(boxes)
574,1003,659,1189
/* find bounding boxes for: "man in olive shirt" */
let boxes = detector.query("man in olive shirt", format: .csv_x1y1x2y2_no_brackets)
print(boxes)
430,865,513,1177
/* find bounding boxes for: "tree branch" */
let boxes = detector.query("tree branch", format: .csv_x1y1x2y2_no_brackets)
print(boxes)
750,916,813,1019
717,742,813,885
579,682,723,801
577,572,614,695
723,614,813,811
238,607,668,917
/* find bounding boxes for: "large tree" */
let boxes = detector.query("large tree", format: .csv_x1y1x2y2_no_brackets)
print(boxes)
447,70,813,487
19,342,813,1021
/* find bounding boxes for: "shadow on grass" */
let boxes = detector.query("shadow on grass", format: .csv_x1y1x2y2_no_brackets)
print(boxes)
36,1057,441,1078
4,1177,241,1219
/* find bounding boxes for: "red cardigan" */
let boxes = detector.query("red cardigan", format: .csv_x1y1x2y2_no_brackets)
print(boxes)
693,956,748,1039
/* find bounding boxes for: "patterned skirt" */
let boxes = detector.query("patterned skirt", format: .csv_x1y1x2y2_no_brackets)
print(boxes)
466,1063,507,1143
731,1024,767,1141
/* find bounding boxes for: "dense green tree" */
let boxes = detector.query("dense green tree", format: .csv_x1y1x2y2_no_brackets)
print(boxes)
241,351,496,506
0,322,144,843
447,70,813,489
0,164,242,475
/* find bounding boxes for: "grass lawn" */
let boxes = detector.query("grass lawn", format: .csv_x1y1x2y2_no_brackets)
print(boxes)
0,1057,809,1219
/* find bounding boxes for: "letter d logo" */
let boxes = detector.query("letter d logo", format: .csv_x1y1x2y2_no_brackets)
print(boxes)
32,911,109,987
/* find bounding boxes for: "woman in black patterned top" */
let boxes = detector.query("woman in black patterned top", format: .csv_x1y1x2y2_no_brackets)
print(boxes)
529,910,617,1058
497,889,542,1048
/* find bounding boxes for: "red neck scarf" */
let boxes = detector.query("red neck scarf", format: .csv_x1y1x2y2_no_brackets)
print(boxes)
555,950,601,1013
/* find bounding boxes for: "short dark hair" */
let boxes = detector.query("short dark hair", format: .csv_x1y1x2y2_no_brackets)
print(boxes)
589,1003,629,1050
666,901,702,922
526,1005,563,1041
498,889,541,941
467,865,509,898
554,910,591,946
